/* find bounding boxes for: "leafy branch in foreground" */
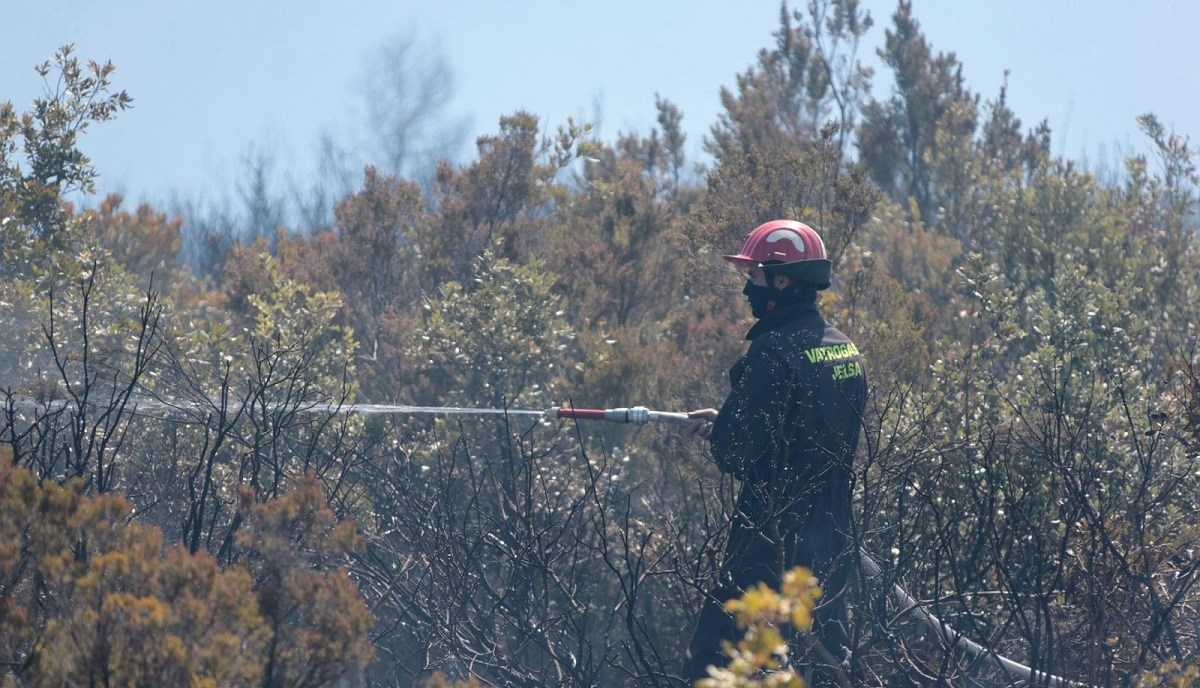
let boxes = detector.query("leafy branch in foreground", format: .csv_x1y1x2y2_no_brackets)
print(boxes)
698,566,846,688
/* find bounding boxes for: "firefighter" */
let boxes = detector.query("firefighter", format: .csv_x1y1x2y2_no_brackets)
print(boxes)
682,220,868,683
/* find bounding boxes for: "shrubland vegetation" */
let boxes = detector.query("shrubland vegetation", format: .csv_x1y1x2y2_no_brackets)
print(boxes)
3,2,1200,685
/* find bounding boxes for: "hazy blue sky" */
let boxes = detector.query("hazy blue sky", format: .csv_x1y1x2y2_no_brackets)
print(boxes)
4,0,1198,207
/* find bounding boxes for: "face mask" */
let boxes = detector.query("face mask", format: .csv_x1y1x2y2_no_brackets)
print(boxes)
743,280,774,318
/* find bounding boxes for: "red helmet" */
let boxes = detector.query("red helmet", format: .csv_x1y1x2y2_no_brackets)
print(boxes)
723,220,832,288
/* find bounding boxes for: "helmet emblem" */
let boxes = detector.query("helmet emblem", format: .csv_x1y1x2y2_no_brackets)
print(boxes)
765,229,805,254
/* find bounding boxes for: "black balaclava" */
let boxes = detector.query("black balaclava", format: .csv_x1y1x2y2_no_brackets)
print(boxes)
743,269,818,319
742,281,775,319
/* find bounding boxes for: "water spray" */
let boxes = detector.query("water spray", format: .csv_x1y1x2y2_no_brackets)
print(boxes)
6,396,702,427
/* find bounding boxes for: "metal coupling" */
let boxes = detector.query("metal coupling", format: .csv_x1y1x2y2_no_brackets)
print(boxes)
605,406,650,424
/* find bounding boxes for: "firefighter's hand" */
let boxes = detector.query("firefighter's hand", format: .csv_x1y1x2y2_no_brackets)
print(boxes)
687,408,718,438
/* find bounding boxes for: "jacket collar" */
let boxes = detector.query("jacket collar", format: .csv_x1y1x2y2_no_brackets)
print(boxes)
745,302,821,340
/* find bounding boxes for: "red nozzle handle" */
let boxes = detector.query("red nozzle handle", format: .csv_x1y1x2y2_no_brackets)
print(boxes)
550,408,607,421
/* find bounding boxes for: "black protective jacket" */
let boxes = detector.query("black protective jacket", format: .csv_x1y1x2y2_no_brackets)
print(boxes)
710,302,866,552
683,302,867,679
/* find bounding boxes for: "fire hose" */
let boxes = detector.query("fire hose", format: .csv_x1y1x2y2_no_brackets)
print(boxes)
5,394,1088,685
857,551,1086,687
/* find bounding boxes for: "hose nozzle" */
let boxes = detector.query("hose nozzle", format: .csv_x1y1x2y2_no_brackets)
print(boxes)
546,406,701,426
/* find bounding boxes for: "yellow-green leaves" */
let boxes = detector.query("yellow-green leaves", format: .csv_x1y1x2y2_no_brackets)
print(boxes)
698,566,822,688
